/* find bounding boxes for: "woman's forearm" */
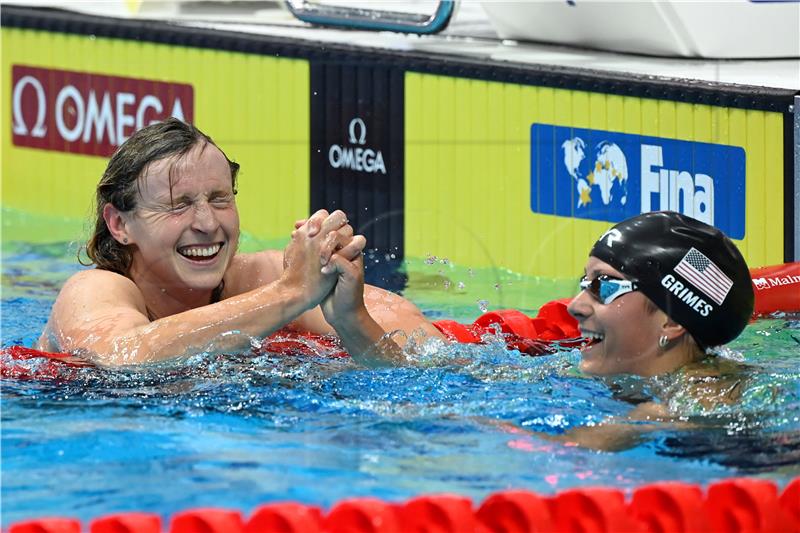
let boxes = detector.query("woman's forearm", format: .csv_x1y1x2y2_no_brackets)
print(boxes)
94,279,309,365
331,309,406,368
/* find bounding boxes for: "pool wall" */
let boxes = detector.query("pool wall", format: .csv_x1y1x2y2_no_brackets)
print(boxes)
2,5,797,278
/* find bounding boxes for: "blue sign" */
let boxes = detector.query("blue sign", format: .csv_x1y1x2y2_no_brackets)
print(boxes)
530,124,747,239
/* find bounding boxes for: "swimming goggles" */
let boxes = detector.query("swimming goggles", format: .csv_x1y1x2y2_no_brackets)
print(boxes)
579,275,639,305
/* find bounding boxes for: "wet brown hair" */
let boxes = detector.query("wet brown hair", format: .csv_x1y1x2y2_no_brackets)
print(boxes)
82,118,239,275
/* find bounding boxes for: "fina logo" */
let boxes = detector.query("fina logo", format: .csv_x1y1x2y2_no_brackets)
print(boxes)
561,138,629,209
640,144,714,225
560,137,713,225
530,124,746,238
328,117,386,175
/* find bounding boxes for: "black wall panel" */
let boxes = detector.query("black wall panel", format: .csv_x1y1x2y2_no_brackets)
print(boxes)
310,62,404,258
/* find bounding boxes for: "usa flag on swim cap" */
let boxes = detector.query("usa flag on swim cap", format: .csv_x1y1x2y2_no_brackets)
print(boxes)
675,248,733,305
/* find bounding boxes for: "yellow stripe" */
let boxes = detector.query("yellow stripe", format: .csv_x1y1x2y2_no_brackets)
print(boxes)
2,28,309,244
405,72,786,278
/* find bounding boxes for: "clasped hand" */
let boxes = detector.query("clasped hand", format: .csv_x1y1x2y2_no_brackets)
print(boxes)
282,210,367,325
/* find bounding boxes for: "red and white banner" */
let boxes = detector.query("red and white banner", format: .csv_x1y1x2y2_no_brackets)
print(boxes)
11,65,194,157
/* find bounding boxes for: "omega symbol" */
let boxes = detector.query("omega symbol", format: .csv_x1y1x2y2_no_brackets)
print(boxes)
348,117,367,145
12,75,48,138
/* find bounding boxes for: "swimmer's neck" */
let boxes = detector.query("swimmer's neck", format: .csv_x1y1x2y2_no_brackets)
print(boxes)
129,270,220,321
634,343,702,377
585,341,701,377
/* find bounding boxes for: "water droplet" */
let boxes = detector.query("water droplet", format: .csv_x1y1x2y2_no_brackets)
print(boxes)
457,282,465,290
477,299,489,312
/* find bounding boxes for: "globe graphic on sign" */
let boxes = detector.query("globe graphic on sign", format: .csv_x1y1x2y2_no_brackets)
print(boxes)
561,137,629,209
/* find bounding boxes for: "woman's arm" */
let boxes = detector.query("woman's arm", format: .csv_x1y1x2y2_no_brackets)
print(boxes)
490,402,692,452
39,213,357,366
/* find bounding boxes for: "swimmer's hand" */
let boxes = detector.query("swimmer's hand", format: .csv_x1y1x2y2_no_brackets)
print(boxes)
320,250,405,368
320,249,366,322
282,209,355,308
293,213,362,269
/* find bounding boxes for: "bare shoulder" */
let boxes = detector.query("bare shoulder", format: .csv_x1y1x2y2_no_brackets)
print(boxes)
39,269,148,352
57,269,144,307
223,250,284,296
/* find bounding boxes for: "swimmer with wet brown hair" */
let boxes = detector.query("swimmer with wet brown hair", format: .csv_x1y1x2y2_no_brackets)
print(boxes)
37,118,441,367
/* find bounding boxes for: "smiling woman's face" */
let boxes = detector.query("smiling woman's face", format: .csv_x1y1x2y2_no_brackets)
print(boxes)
567,256,668,376
123,142,240,296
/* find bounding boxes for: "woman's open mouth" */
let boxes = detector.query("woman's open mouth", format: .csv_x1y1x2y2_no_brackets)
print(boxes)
581,331,605,349
177,243,223,262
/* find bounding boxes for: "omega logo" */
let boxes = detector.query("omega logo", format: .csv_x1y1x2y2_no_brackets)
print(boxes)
328,117,386,175
11,65,194,156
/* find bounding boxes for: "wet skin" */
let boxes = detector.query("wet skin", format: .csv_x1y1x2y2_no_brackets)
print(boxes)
119,142,240,317
568,256,679,377
37,140,441,366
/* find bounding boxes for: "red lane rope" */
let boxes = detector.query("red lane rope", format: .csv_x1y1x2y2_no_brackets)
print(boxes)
6,476,799,533
750,261,800,317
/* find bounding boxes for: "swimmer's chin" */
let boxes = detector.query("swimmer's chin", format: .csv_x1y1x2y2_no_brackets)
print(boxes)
578,342,610,375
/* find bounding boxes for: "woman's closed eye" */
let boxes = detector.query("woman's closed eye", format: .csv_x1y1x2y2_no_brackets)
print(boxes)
210,194,234,207
169,200,192,213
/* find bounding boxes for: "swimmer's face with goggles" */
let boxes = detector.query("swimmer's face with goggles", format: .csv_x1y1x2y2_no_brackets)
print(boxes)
568,256,671,376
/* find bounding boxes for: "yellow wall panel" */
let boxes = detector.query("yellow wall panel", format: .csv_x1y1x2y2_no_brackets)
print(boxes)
405,72,785,278
2,27,309,245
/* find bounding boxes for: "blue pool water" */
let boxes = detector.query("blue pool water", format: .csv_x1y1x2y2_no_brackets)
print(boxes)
2,241,799,523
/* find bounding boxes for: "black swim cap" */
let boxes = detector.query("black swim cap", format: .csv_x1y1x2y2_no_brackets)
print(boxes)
589,211,753,348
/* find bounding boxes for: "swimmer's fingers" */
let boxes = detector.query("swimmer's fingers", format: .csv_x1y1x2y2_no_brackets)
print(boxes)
291,218,307,239
332,234,366,265
335,222,354,243
319,210,350,237
296,210,329,238
321,248,364,282
320,231,363,268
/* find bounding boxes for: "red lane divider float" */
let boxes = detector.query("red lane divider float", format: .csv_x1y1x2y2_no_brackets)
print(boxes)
245,503,323,533
782,478,800,528
3,262,798,381
90,513,161,533
7,476,798,533
750,262,800,318
628,482,708,533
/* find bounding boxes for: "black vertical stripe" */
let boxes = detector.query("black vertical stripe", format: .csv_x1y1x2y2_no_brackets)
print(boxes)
310,61,405,259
